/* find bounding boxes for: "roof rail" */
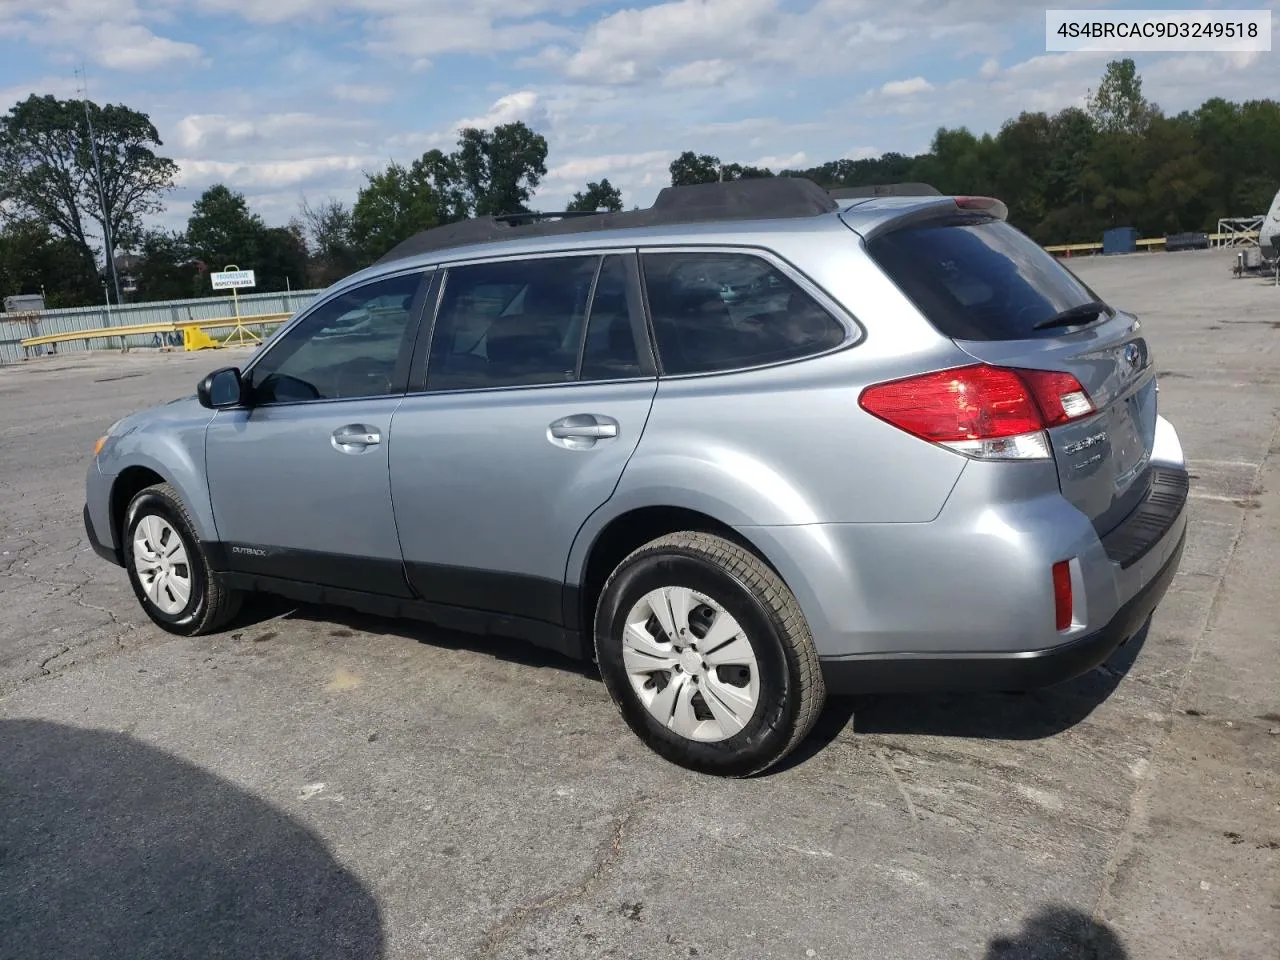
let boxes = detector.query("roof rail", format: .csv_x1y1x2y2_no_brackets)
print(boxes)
493,211,606,224
828,183,942,199
375,176,841,265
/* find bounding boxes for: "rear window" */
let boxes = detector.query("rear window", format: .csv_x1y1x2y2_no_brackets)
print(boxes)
867,217,1108,341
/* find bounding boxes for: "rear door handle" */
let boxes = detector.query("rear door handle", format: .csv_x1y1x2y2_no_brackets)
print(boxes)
548,414,620,447
331,424,381,452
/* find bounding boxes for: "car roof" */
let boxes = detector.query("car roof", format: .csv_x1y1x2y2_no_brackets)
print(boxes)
334,178,964,291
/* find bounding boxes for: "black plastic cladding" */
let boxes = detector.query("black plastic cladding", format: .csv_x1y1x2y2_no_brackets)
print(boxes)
374,176,911,265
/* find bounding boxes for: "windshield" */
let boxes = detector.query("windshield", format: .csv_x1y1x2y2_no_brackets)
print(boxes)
867,217,1110,341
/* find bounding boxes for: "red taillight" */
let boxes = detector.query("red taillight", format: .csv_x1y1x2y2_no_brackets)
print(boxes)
858,364,1094,460
859,365,1042,442
1052,560,1073,631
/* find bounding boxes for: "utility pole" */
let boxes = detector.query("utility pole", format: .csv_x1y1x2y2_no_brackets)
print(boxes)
77,66,122,307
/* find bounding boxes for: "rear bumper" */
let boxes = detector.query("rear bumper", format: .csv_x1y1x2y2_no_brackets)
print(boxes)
820,525,1186,695
84,504,123,567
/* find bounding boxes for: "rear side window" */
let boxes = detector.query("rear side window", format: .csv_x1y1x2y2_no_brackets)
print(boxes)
427,256,598,391
641,252,846,375
867,217,1107,341
580,255,644,381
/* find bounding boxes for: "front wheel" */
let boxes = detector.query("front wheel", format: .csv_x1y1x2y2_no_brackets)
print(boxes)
593,532,825,777
122,482,242,636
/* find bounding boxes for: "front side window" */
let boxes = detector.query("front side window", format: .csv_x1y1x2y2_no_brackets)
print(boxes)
427,256,598,391
641,252,847,375
247,271,423,403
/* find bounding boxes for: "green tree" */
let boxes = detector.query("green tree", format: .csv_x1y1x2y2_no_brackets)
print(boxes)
993,112,1052,229
186,184,265,272
566,178,624,212
720,163,774,181
1087,58,1153,135
669,151,721,186
299,195,358,286
0,94,177,303
350,161,444,262
131,229,201,302
454,122,549,216
0,218,98,306
255,224,309,292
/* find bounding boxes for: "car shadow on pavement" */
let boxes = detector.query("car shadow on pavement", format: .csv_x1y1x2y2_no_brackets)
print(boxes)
845,619,1153,742
242,599,1149,763
0,719,384,960
985,906,1129,959
249,597,603,682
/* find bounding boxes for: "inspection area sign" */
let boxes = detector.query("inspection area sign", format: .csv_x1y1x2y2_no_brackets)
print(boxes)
211,269,257,290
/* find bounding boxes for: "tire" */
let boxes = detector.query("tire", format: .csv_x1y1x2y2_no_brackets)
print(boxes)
122,482,242,636
593,531,826,777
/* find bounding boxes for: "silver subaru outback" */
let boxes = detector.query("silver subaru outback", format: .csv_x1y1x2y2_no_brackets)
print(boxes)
84,178,1188,776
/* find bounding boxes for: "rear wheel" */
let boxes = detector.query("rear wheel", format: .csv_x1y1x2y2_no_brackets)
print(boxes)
123,482,242,636
593,532,825,776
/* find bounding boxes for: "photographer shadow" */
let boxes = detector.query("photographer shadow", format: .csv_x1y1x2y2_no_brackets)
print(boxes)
0,719,384,960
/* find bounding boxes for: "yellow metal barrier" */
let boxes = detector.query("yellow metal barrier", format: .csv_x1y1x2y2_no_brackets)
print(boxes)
1046,230,1261,257
19,313,292,358
182,326,221,351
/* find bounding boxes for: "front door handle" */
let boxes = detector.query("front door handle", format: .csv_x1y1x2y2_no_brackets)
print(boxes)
548,414,620,448
331,424,381,452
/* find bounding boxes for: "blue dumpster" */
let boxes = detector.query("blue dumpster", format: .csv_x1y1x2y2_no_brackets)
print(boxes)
1102,227,1139,255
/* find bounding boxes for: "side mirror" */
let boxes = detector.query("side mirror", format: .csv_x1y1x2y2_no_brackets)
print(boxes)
197,367,245,409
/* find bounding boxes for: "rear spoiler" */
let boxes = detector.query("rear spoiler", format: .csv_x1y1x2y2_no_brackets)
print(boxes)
845,194,1010,242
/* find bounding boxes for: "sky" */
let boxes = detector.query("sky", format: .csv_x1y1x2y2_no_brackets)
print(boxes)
1,0,1278,234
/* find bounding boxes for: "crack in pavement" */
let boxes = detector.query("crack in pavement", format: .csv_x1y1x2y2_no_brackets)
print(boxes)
471,798,644,960
0,543,142,688
38,645,71,675
875,746,919,824
1092,414,1280,926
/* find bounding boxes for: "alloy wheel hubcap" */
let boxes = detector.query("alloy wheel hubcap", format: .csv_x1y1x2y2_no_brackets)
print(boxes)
621,586,761,742
132,515,192,615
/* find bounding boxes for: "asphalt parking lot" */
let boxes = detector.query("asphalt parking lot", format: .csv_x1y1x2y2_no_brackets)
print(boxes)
1,248,1277,960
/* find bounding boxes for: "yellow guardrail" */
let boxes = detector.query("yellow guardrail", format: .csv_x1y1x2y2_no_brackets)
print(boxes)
1045,230,1261,256
19,313,293,357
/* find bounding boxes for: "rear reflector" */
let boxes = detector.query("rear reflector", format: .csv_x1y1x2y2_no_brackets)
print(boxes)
1052,561,1073,632
858,364,1094,461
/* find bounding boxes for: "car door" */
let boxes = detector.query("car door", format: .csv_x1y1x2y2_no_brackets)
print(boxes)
389,251,657,626
204,268,433,596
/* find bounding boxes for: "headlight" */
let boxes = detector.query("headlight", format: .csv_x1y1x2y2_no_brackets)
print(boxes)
93,419,125,457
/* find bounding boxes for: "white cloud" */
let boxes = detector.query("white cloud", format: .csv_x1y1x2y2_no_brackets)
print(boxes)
540,0,1063,89
979,57,1000,78
843,145,880,160
331,83,393,104
455,90,548,131
175,155,376,190
0,75,84,105
94,24,203,70
3,1,204,71
662,59,734,89
176,113,373,152
751,150,806,169
879,76,932,97
363,10,571,58
558,0,776,85
545,149,673,184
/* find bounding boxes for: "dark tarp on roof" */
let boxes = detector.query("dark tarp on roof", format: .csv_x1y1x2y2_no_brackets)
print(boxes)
827,183,942,199
375,176,842,265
